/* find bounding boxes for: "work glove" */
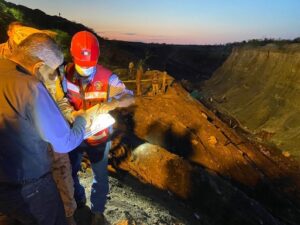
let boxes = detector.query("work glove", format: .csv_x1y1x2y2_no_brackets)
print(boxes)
96,97,135,114
97,101,119,114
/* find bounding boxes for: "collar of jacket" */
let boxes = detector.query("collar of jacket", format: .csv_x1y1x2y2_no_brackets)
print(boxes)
16,64,31,75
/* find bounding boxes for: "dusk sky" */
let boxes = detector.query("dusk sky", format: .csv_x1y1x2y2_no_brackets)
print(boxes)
8,0,300,45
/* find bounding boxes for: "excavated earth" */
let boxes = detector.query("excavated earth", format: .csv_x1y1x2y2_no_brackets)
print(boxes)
75,68,300,225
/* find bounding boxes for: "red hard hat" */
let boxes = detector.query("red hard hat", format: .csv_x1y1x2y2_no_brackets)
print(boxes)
70,31,100,67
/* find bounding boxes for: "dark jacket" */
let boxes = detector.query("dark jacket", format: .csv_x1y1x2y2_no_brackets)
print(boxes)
0,59,86,183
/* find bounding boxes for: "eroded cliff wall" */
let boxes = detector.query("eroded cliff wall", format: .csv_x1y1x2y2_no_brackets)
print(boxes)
201,44,300,160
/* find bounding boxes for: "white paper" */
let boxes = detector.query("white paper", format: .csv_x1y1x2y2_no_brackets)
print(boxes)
83,104,116,139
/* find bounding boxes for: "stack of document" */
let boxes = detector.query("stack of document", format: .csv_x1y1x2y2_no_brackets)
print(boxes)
84,104,116,139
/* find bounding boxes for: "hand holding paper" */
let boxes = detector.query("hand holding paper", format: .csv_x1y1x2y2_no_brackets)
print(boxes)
83,104,116,139
70,109,86,123
97,101,119,114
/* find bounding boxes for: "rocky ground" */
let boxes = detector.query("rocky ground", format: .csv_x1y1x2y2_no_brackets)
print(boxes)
76,170,201,225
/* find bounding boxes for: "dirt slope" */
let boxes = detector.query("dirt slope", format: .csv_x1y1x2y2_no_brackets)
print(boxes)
200,44,300,160
110,80,300,224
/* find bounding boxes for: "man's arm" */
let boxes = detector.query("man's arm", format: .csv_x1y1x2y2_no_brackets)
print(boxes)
108,74,134,99
43,70,75,123
54,77,75,122
97,74,134,113
32,82,86,153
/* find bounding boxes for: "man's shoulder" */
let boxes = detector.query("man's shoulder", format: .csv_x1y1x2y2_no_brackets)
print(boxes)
0,62,41,107
0,59,19,75
0,58,13,66
97,64,112,74
0,42,9,49
96,64,113,82
0,42,11,59
0,60,38,85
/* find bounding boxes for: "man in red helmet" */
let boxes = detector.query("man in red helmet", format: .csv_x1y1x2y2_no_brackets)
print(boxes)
64,31,134,225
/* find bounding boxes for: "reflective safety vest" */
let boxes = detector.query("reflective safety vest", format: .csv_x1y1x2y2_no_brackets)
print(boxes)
65,63,112,146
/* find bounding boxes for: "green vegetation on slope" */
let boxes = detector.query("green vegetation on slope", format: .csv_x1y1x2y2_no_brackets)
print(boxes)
201,44,300,160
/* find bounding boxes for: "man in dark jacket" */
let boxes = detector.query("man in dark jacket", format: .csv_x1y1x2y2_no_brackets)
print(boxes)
0,33,87,225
